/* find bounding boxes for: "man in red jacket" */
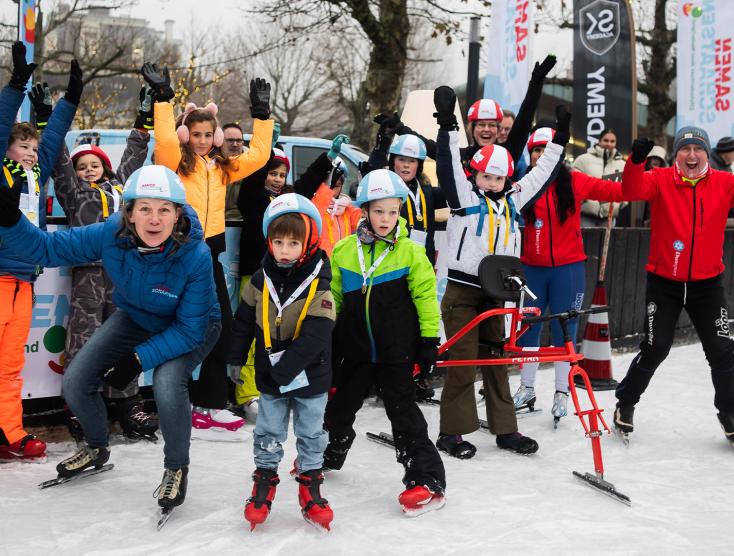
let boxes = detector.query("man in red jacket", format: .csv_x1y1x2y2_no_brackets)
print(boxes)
615,127,734,446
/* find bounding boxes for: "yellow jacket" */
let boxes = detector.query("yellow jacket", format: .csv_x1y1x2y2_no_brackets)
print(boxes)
154,101,273,238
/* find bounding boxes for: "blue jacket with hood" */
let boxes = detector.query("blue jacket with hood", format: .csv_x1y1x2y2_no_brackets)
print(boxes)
0,205,221,370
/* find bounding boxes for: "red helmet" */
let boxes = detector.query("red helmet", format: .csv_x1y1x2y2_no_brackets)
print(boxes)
526,127,556,152
470,144,514,177
467,99,503,122
70,144,112,170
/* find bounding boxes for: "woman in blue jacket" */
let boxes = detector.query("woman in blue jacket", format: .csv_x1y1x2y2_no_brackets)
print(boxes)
0,165,221,511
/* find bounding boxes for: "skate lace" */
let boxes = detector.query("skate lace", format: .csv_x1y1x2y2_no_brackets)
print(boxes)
129,410,154,426
153,469,181,500
64,447,93,469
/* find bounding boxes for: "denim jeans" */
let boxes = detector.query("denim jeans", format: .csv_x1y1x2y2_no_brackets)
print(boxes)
253,393,328,472
63,310,221,469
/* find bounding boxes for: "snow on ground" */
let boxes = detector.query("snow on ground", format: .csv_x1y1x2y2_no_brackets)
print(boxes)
2,343,733,556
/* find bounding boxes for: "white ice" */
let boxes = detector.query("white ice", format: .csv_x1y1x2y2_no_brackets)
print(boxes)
2,343,733,555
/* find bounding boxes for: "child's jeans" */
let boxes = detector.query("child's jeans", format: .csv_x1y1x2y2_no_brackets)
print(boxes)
254,392,328,472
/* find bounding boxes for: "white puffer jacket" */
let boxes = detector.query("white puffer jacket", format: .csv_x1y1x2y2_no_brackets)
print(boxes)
435,129,564,288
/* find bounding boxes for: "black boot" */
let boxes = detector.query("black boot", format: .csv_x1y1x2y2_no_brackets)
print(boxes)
496,432,539,455
323,431,355,471
414,377,436,402
155,467,188,508
436,433,476,459
56,445,110,478
614,404,635,434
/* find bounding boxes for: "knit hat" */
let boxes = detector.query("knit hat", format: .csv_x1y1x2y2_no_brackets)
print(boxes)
646,145,667,165
673,126,711,156
70,144,112,169
715,136,734,154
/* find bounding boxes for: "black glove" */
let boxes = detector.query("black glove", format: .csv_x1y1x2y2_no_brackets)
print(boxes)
102,351,144,391
373,112,401,152
140,62,174,102
0,182,23,227
433,86,458,130
531,54,557,81
416,337,440,379
551,105,571,147
28,82,52,129
630,137,655,165
249,77,271,120
64,60,84,106
8,41,36,91
133,86,155,130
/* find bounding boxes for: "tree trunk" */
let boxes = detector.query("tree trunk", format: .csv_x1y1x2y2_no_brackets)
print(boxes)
640,0,676,145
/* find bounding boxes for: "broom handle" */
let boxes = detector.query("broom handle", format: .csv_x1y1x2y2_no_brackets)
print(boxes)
598,203,615,283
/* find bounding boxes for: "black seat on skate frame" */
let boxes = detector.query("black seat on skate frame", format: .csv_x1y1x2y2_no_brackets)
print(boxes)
477,255,525,303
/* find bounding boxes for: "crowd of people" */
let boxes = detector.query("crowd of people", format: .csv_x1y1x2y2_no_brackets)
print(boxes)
2,40,734,530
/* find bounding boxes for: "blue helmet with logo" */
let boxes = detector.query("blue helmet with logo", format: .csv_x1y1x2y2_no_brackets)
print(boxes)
353,169,410,208
262,193,322,237
389,134,427,161
122,165,187,205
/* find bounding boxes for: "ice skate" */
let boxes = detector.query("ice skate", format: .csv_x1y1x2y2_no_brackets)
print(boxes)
296,469,333,531
496,432,539,455
56,445,110,478
552,391,569,428
513,385,538,414
436,433,476,459
115,397,159,442
614,404,634,444
245,468,279,530
0,434,47,463
399,485,446,517
717,412,734,448
155,467,188,509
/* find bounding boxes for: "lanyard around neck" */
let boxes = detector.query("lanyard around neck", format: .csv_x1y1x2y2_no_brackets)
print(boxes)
483,196,510,254
405,185,427,228
356,234,392,294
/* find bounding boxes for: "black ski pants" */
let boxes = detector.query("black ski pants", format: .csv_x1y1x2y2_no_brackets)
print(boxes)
189,236,234,409
616,273,734,413
324,359,446,494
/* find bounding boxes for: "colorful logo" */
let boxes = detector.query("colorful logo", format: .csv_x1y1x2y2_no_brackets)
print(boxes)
673,240,685,252
682,3,703,17
44,325,66,374
534,219,544,229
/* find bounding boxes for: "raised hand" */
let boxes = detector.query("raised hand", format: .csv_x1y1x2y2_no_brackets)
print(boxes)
9,41,37,91
433,86,458,130
64,60,84,106
552,105,572,146
249,78,271,120
630,137,655,164
140,62,174,102
28,83,52,128
134,86,155,130
532,54,557,81
328,134,350,161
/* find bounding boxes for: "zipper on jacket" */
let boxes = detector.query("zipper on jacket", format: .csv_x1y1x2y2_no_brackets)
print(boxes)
688,187,697,281
456,227,467,261
547,190,555,267
700,199,704,230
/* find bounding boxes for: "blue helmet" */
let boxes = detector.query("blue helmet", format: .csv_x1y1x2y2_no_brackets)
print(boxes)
353,169,410,208
329,156,349,189
261,193,322,237
388,134,427,160
122,165,187,205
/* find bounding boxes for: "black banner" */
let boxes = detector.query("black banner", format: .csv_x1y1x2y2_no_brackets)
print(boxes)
572,0,637,155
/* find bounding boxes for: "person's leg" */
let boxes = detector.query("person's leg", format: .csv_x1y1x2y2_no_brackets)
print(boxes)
377,362,446,494
323,359,375,469
439,282,482,435
189,248,232,410
152,320,221,469
481,305,517,435
292,394,328,472
0,278,33,445
684,276,734,414
517,264,550,388
616,274,682,407
251,393,290,471
63,311,153,448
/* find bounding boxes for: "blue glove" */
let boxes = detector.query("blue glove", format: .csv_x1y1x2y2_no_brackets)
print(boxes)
328,134,350,161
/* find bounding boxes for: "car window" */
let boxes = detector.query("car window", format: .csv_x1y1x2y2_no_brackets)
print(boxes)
291,146,326,185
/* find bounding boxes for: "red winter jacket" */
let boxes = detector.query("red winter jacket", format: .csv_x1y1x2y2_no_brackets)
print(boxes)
522,171,625,267
622,160,734,281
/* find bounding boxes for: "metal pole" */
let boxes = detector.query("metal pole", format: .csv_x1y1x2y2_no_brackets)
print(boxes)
466,16,481,108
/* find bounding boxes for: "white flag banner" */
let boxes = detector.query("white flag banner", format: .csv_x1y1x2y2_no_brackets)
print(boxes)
482,0,533,113
677,1,734,140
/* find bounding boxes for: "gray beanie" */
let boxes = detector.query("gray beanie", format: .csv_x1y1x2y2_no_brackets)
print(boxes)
673,126,711,156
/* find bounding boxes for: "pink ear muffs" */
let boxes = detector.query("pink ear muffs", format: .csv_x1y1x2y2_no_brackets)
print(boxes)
176,102,224,148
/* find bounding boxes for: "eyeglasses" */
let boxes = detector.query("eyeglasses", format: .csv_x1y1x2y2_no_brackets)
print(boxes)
224,138,244,144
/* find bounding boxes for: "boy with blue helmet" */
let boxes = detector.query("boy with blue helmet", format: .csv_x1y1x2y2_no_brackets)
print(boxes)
228,193,336,531
0,164,222,513
323,169,447,517
366,129,446,265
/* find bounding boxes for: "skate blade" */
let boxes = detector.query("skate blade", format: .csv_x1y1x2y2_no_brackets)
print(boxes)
554,417,560,430
303,514,331,532
614,428,630,445
191,427,249,443
401,495,446,517
157,507,175,530
572,471,631,506
0,453,48,464
38,463,114,489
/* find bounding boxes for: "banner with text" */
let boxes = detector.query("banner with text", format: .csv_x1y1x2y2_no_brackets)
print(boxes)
572,0,636,153
677,0,734,141
483,0,533,114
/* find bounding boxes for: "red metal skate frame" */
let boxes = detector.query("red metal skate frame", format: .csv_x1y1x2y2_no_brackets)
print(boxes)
435,302,631,505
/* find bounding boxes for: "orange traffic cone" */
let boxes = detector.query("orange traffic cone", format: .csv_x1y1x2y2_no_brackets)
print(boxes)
577,282,618,391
